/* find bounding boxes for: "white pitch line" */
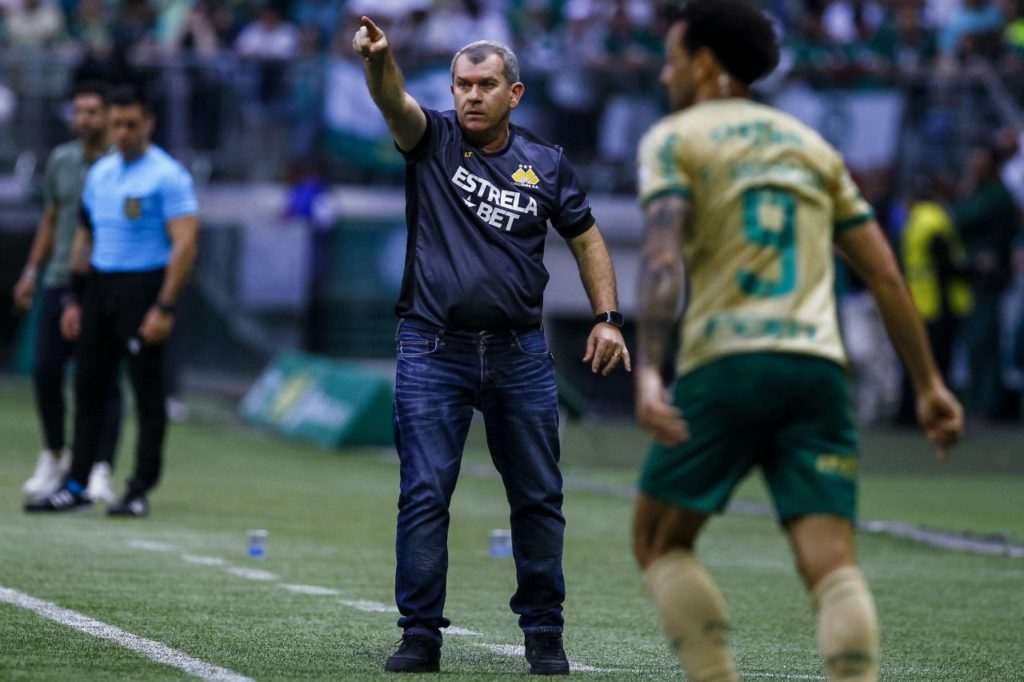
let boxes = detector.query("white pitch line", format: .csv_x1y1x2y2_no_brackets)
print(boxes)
280,584,340,596
476,643,611,673
182,555,228,567
744,674,823,680
126,540,177,552
339,599,398,613
0,586,252,682
224,567,279,581
447,626,482,636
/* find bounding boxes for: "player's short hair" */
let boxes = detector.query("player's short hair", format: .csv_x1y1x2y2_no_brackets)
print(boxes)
107,85,153,114
70,80,108,104
670,0,780,87
451,41,521,86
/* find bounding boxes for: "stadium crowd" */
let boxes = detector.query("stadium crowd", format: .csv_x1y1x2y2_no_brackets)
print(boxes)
2,0,1023,425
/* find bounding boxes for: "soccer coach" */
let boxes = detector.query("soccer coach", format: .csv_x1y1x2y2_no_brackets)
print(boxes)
26,86,199,517
355,17,630,676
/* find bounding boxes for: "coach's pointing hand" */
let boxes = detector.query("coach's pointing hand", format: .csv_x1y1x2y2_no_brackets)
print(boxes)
353,16,388,60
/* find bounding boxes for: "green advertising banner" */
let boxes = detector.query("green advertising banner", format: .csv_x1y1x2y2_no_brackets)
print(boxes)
239,351,393,448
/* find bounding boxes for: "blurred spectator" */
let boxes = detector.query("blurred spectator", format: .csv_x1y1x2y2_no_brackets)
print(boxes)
420,0,512,58
513,0,560,138
953,143,1020,420
545,0,606,163
173,1,222,58
939,0,1004,62
72,0,112,58
595,0,662,167
897,177,973,423
871,1,938,76
288,25,326,159
4,0,66,49
1003,0,1024,59
292,0,342,43
820,0,885,44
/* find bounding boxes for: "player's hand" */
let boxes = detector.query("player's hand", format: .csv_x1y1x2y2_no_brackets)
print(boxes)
916,381,964,460
60,302,81,340
353,16,388,60
635,367,688,446
13,270,36,310
138,306,174,344
583,322,631,375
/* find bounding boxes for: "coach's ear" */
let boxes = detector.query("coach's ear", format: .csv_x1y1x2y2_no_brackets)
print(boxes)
509,81,524,110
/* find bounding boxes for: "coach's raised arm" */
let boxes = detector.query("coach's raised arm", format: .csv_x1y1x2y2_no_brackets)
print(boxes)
352,16,426,153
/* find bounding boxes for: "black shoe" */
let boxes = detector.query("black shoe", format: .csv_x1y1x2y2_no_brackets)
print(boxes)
525,633,569,675
24,487,92,513
107,494,149,518
384,634,441,673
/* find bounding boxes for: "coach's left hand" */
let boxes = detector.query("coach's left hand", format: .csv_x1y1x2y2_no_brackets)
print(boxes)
139,306,174,344
583,323,631,376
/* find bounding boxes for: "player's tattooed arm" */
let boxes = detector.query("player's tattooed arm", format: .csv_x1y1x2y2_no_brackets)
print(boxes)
636,194,688,370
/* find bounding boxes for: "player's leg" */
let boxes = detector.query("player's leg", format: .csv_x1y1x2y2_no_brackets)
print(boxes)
24,286,75,497
765,355,877,682
118,336,166,514
634,357,763,682
633,496,736,682
389,323,475,671
66,285,121,493
788,517,878,682
480,328,566,674
85,380,123,503
106,271,165,516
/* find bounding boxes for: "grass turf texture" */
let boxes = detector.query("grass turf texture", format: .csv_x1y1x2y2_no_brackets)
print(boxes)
0,377,1021,680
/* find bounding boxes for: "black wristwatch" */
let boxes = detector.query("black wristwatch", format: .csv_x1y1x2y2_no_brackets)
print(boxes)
594,310,624,328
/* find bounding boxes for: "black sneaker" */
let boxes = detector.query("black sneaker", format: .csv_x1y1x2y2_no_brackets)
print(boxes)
525,633,569,675
384,634,441,673
24,487,92,514
107,494,149,518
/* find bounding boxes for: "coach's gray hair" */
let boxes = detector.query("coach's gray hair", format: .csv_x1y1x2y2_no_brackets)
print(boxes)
450,41,521,85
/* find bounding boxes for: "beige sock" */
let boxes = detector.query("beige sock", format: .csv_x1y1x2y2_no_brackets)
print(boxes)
813,566,879,682
644,550,737,682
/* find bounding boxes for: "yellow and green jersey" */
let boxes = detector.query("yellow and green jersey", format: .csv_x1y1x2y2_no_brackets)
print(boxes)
637,98,874,375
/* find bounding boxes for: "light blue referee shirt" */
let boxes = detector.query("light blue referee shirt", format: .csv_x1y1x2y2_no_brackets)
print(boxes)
81,145,198,273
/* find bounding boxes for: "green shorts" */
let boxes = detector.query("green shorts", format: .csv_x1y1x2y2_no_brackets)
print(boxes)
639,352,860,523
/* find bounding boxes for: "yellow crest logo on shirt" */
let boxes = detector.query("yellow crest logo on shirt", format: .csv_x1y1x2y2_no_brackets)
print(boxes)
123,197,142,220
464,150,473,158
511,165,540,187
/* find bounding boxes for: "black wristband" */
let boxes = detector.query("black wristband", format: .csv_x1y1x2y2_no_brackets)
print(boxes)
156,300,176,315
70,273,88,299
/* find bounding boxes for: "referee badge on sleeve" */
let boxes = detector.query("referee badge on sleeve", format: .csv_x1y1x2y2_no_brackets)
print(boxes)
123,197,142,219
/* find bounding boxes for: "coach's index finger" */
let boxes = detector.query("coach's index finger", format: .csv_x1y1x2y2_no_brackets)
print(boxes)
360,16,383,40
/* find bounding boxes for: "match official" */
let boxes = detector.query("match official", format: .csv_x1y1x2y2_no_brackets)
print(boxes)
26,87,200,517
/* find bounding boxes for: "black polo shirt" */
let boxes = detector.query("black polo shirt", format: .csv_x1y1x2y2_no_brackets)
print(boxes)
397,108,595,331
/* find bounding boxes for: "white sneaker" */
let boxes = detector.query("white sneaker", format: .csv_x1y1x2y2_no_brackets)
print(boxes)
23,450,68,498
85,462,116,504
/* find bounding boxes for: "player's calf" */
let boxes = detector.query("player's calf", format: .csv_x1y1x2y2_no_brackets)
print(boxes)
813,566,879,682
645,549,737,682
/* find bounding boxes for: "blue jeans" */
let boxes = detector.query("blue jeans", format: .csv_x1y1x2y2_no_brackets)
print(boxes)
392,319,565,643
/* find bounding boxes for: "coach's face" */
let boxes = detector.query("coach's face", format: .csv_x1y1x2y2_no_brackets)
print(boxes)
110,104,154,161
71,94,106,143
451,54,524,141
662,22,698,111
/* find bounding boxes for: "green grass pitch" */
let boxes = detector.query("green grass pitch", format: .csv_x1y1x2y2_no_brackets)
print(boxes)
0,377,1021,680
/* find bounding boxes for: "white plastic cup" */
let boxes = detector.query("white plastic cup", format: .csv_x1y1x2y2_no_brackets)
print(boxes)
489,529,513,559
247,529,268,559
